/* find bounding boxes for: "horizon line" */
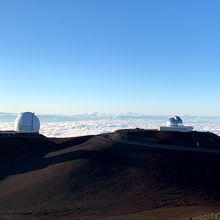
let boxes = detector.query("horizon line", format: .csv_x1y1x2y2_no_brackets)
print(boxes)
1,112,220,118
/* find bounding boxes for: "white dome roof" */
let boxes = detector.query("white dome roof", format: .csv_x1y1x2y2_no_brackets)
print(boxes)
167,117,178,127
166,116,183,127
15,112,40,133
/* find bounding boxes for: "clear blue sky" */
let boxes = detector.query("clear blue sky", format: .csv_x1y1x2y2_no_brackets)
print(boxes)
0,0,219,115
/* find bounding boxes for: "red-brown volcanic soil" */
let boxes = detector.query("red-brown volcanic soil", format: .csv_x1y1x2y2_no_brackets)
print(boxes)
1,129,220,220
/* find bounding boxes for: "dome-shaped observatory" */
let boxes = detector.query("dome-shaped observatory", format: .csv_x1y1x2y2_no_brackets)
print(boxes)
160,116,193,132
166,117,178,127
15,112,40,133
166,116,183,127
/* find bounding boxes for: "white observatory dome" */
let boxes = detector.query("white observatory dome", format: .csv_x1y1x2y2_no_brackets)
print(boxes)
166,117,178,127
166,116,183,127
160,116,193,132
15,112,40,133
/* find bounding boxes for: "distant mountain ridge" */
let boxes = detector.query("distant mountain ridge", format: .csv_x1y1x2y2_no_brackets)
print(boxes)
0,112,168,122
1,112,220,123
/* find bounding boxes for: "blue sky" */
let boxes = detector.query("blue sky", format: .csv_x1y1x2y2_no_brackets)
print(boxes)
0,0,219,115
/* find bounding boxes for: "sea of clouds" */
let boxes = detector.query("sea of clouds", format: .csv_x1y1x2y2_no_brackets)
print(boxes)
0,113,220,137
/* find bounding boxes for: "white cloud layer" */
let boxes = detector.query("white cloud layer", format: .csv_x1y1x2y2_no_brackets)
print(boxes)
1,116,220,137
